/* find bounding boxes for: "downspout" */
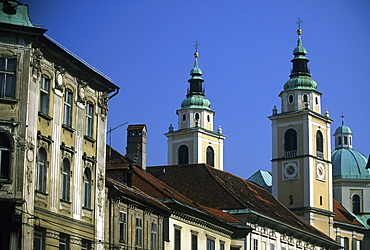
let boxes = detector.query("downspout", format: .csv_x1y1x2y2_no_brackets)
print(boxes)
109,88,119,100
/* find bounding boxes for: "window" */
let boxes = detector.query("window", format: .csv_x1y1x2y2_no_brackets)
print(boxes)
135,217,143,247
83,168,92,208
270,244,275,250
191,233,198,250
61,158,70,201
303,94,308,102
320,196,323,205
194,113,200,121
288,94,294,104
343,237,349,250
39,76,50,114
284,129,297,157
0,57,16,99
206,146,214,167
220,241,225,250
207,238,215,250
182,113,186,122
33,228,45,250
178,145,188,164
316,130,324,158
59,234,69,250
253,239,258,250
174,228,181,250
37,148,47,192
119,212,127,243
85,102,94,137
352,194,360,214
0,132,11,180
344,136,348,145
289,195,293,205
338,136,342,145
63,90,73,127
81,240,91,250
316,130,323,152
150,222,157,250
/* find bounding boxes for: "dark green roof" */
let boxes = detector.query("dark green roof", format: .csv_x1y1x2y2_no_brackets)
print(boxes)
332,148,370,179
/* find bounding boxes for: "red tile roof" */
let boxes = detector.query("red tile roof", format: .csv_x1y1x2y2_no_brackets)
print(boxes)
147,164,337,243
106,173,170,212
333,199,364,227
106,145,131,169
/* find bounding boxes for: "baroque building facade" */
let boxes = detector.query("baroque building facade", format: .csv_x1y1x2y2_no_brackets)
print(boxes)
0,1,118,249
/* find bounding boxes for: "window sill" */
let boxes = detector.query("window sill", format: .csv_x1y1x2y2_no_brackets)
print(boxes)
35,190,48,196
84,135,96,143
38,112,53,121
0,179,12,185
82,206,93,211
60,199,72,204
0,97,18,105
62,124,75,133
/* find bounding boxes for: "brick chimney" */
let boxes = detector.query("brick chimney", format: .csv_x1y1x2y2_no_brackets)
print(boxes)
126,124,147,170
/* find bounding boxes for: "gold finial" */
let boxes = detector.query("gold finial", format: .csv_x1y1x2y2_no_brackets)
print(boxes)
193,40,200,58
296,17,303,35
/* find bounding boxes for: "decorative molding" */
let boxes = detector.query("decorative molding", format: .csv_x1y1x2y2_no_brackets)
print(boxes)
77,79,87,104
26,165,33,194
60,142,76,155
82,152,96,163
98,92,109,120
30,48,43,78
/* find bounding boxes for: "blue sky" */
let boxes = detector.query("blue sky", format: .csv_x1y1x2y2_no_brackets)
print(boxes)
25,0,369,178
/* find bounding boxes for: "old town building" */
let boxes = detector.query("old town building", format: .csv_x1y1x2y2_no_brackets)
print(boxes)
0,1,118,249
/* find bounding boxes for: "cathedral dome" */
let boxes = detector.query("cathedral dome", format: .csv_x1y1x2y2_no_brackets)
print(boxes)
334,125,352,135
181,95,211,110
332,148,369,179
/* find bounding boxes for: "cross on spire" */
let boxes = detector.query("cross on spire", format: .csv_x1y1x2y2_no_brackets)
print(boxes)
296,17,303,29
340,113,345,125
194,40,200,52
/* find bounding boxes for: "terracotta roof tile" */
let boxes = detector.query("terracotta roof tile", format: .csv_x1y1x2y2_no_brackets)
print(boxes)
333,199,364,227
147,164,335,242
106,145,132,169
127,124,146,130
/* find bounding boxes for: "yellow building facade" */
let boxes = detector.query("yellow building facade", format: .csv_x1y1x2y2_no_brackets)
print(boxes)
165,51,225,170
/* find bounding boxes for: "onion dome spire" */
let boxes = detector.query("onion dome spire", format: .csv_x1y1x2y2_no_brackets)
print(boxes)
181,42,211,110
283,19,318,91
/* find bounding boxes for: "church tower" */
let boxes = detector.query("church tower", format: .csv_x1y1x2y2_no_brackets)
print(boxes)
269,25,334,237
165,46,225,170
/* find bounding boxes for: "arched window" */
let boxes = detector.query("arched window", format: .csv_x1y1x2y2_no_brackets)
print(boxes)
206,146,214,167
178,145,189,164
61,158,70,201
303,94,308,103
83,168,92,209
316,130,324,158
289,195,293,205
352,194,360,214
0,132,11,180
37,148,47,192
284,129,297,157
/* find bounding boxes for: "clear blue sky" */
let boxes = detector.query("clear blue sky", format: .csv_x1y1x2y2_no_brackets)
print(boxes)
25,0,370,178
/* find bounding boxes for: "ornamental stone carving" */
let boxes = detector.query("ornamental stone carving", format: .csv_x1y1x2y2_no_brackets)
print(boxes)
77,79,87,104
26,165,33,194
54,65,66,91
30,48,43,78
98,92,109,119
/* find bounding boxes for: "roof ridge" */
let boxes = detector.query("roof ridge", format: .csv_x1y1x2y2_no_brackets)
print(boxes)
205,166,249,207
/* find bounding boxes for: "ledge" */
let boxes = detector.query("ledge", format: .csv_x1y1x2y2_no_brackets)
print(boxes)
38,112,53,121
0,97,18,105
84,135,96,143
62,124,75,133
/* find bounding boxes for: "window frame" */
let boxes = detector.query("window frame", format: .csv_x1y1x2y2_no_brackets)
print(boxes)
36,148,47,193
85,102,94,138
150,222,157,250
0,132,12,180
206,237,215,250
61,158,70,201
33,228,45,250
135,217,143,247
284,129,297,158
206,146,214,167
83,167,92,209
0,57,16,99
39,75,50,115
119,212,127,243
63,89,73,127
59,233,69,250
174,228,181,250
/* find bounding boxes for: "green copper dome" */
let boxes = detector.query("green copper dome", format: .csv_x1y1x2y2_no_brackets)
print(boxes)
334,125,353,135
332,148,369,179
181,95,211,109
284,76,317,90
283,29,318,91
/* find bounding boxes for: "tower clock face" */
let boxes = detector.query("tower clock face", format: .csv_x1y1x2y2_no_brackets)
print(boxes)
316,163,326,181
283,162,298,180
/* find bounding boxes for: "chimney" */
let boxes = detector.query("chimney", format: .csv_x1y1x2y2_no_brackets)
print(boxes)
126,124,147,170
